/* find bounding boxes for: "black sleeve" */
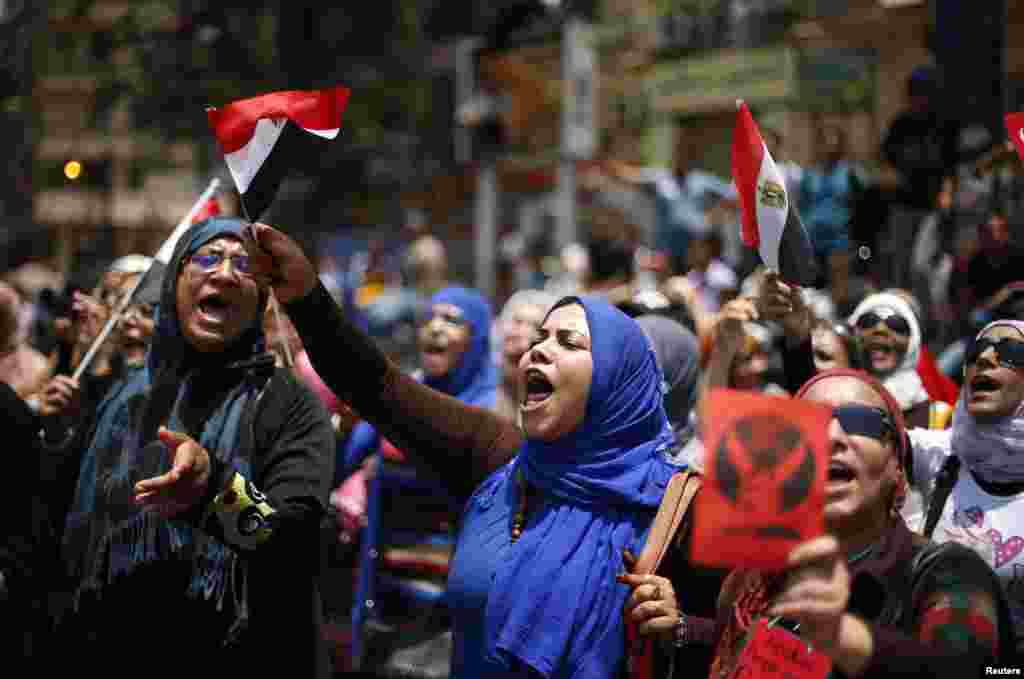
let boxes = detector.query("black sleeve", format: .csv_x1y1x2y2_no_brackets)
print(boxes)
780,335,816,394
190,372,335,563
856,545,1004,679
882,116,925,177
0,384,44,608
285,282,522,503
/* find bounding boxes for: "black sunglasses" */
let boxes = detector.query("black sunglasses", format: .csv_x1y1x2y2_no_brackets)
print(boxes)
965,336,1024,371
854,309,911,336
833,404,895,442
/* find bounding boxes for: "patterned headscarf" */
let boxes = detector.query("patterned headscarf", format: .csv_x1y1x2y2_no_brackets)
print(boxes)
951,319,1024,484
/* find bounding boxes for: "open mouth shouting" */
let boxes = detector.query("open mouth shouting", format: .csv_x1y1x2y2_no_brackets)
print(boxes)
522,368,555,411
121,333,148,353
827,458,857,491
863,337,901,373
419,337,457,376
968,371,1003,403
197,292,238,327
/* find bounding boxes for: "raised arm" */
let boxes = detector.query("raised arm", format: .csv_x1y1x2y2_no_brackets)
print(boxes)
245,223,522,502
754,270,816,393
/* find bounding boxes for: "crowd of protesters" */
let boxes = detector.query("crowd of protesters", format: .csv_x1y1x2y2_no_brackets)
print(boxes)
4,63,1024,678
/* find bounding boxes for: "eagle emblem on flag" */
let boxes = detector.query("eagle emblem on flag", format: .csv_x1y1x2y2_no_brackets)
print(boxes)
758,180,786,210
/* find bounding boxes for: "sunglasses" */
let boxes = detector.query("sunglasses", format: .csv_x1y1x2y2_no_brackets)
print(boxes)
832,404,895,442
965,336,1024,371
189,251,251,276
854,309,911,336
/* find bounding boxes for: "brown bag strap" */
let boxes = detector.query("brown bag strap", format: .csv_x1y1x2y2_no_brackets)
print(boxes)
634,470,702,576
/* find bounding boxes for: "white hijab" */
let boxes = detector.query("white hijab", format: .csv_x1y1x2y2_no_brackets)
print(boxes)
849,292,929,411
951,320,1024,484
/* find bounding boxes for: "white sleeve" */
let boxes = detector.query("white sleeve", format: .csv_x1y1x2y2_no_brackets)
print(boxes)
907,427,954,502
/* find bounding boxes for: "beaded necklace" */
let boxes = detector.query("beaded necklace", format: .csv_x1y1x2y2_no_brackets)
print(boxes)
511,468,533,543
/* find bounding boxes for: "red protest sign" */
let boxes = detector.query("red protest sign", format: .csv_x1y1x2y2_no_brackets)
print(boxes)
731,619,832,679
691,388,830,571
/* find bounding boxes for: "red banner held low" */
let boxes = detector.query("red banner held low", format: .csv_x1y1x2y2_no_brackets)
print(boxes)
691,389,831,571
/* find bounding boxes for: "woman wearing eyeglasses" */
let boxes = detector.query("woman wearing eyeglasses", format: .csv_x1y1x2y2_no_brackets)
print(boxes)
907,319,1024,658
56,218,336,678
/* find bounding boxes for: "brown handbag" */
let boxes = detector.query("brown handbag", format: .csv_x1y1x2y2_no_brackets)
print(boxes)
625,469,703,679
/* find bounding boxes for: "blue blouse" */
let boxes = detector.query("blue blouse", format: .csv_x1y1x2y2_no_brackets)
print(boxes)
446,462,631,679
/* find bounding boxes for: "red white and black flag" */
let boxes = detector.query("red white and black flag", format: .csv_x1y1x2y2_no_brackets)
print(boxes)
207,86,351,221
1006,112,1024,162
732,100,818,286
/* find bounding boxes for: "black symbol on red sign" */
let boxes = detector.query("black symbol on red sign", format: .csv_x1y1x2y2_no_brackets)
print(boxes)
716,414,816,538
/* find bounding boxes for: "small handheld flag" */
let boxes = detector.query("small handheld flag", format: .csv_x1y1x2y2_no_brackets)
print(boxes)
732,101,818,286
191,195,222,225
72,178,222,381
1006,112,1024,162
207,86,351,221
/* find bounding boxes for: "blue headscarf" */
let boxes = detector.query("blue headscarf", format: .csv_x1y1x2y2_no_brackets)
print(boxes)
63,217,272,615
421,285,498,409
483,295,676,676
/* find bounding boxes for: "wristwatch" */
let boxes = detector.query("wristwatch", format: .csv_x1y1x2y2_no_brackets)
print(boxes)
673,613,688,647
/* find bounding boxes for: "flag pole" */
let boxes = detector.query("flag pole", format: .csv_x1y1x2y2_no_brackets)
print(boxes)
72,178,222,381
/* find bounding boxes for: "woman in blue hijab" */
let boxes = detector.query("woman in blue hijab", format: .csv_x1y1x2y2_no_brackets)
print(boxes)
57,218,335,678
336,285,498,482
246,222,676,678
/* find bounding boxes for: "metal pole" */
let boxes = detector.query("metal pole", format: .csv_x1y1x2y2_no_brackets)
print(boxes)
558,15,595,251
556,157,576,252
474,160,498,300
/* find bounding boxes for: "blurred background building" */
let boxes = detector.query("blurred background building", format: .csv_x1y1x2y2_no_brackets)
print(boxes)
7,0,1022,295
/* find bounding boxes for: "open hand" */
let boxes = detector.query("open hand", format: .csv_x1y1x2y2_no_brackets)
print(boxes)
243,222,318,304
133,428,213,518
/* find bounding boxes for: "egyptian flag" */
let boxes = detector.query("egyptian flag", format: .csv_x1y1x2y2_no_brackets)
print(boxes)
732,101,818,286
191,196,222,224
207,86,351,221
1007,112,1024,162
